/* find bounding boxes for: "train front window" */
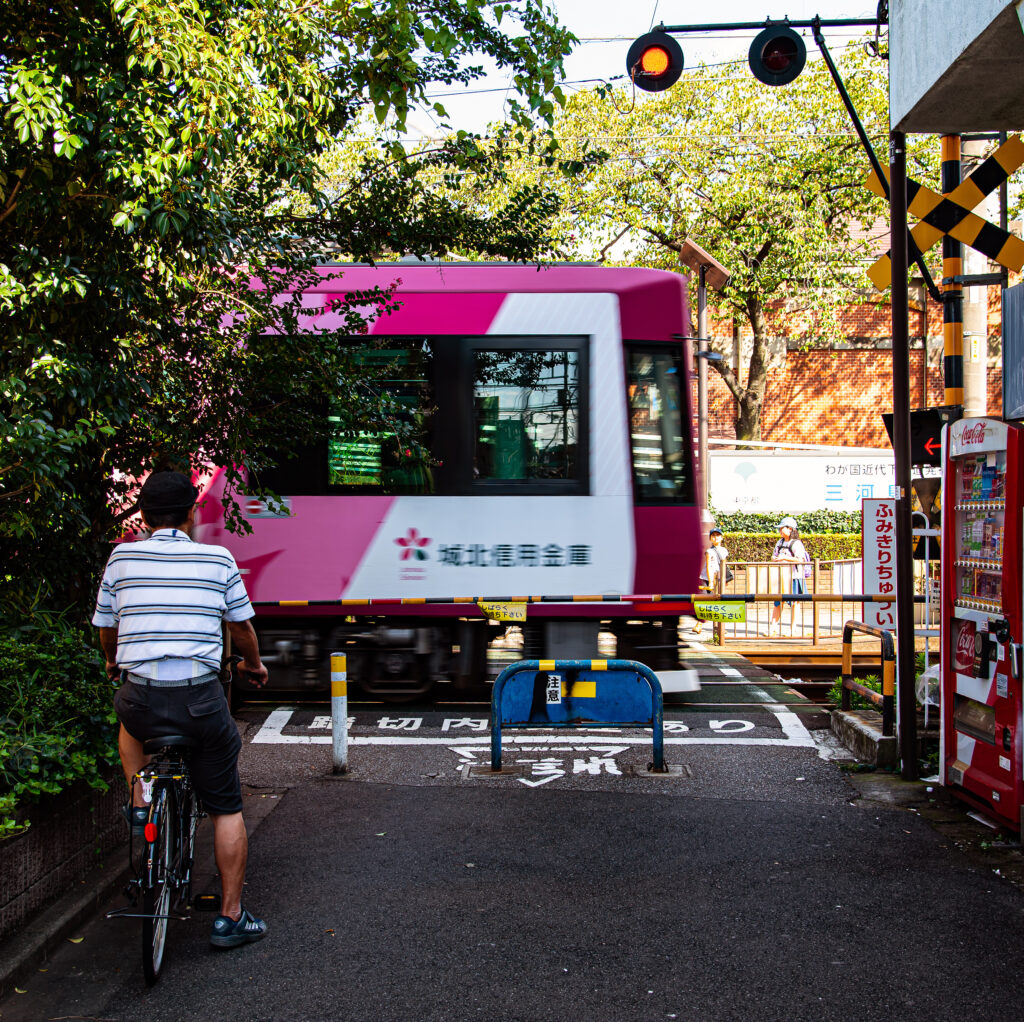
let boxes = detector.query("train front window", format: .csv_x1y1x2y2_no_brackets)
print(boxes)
327,343,434,494
472,350,579,483
627,348,693,504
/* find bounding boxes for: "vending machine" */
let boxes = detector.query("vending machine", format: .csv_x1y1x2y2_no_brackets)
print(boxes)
941,417,1024,832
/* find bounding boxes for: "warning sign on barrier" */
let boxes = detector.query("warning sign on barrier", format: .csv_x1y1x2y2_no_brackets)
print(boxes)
693,601,747,623
477,601,527,622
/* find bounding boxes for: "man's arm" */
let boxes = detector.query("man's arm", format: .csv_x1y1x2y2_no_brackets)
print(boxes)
98,626,120,681
226,619,269,688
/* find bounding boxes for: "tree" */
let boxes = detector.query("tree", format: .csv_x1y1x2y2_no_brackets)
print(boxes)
533,45,937,440
0,0,578,615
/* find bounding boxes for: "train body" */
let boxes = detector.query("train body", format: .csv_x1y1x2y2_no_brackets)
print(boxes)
194,263,703,697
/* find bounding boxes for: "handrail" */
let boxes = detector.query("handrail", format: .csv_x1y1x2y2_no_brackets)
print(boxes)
840,621,895,736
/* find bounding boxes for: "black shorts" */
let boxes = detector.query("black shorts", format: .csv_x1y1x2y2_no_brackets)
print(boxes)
114,679,243,815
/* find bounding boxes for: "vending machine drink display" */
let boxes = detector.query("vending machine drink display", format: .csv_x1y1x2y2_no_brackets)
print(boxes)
942,417,1024,831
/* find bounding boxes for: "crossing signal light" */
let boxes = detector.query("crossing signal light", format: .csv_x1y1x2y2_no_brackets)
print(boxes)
626,31,684,93
748,24,807,86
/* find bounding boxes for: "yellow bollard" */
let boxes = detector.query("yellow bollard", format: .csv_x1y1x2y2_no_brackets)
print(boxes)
331,652,348,774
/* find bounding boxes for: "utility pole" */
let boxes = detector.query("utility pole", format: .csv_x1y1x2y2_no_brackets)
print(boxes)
678,240,730,513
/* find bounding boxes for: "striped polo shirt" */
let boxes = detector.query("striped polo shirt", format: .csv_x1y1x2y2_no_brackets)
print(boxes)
92,528,254,680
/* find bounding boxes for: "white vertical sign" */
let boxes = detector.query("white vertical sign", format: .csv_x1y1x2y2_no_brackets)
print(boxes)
862,498,897,630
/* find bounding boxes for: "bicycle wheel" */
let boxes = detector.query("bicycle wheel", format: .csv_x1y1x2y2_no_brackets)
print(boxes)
179,783,199,903
141,783,176,985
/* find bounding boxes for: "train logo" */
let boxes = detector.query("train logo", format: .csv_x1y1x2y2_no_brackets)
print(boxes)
395,527,431,561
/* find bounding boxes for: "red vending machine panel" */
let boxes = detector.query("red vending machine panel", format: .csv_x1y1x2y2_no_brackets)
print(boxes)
941,417,1024,832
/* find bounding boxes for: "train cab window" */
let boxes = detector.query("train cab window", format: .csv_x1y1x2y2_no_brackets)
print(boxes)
326,343,435,494
627,348,693,505
472,349,581,487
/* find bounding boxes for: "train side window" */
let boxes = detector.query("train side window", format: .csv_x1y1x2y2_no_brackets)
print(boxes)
626,347,693,505
327,343,435,494
470,346,585,493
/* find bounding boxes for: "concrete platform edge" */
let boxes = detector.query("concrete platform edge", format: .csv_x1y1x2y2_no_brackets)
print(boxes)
831,708,898,767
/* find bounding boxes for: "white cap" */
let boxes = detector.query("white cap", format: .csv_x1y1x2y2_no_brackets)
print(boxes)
779,516,797,529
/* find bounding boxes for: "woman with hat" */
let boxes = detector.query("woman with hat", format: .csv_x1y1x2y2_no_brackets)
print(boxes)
768,516,808,637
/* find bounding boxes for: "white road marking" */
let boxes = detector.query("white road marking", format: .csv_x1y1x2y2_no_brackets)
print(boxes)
719,667,743,677
249,707,817,749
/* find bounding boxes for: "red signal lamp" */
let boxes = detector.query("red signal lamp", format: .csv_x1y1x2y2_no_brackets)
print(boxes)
748,23,807,86
626,31,684,93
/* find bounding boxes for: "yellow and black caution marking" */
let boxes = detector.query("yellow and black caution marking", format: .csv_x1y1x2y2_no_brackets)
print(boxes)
865,132,1024,291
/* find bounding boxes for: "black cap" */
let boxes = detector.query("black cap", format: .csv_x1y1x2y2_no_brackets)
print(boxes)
138,471,199,512
709,527,723,536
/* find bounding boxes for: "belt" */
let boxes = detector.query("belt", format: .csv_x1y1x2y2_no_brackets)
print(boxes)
127,671,219,688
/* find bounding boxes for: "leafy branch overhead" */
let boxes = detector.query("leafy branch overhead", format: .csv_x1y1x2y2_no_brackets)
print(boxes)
0,0,579,614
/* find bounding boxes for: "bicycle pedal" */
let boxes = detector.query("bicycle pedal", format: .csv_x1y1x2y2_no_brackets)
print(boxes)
192,894,219,912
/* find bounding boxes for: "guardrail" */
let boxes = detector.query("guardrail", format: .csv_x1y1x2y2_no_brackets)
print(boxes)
490,659,665,773
713,558,938,642
839,621,895,736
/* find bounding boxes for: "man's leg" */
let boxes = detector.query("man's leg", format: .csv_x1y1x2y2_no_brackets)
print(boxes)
118,725,151,807
211,812,248,921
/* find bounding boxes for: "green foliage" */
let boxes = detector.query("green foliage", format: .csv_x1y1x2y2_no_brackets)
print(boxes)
0,0,581,617
0,614,119,839
712,509,861,534
724,532,861,563
491,41,945,439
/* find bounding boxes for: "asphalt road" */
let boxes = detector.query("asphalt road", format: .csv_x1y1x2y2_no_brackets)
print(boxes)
3,694,1023,1022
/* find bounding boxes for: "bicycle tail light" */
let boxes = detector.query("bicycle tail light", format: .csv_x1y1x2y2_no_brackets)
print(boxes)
144,822,158,843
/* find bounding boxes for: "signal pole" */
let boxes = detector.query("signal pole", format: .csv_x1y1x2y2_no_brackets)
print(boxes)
941,134,964,407
889,131,919,781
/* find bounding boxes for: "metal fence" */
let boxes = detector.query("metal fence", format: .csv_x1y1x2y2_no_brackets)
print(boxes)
712,558,941,642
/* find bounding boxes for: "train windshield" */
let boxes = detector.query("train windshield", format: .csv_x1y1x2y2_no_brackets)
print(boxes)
473,350,579,483
627,348,693,504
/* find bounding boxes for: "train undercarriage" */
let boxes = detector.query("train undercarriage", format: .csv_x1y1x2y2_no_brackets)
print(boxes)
234,616,683,703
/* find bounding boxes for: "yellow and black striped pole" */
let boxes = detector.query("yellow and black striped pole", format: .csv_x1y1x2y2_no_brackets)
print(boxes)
331,652,348,774
942,134,964,406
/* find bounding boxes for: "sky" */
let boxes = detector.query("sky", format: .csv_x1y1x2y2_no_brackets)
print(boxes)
409,0,885,136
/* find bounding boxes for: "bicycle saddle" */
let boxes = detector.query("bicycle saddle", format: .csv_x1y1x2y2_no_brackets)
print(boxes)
142,734,197,754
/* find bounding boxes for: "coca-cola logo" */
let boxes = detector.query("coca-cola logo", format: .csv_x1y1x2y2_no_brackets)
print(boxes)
959,423,986,446
955,622,976,670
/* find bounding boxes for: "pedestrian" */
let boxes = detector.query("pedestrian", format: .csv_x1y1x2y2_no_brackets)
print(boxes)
694,526,729,637
93,470,270,949
768,516,808,636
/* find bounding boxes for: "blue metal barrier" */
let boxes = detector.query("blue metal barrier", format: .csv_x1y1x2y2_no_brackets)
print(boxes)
490,659,665,773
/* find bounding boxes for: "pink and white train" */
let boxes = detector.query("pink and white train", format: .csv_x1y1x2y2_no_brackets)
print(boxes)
195,262,703,698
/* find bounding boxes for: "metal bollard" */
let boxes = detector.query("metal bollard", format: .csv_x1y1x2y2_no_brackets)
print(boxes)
331,652,348,774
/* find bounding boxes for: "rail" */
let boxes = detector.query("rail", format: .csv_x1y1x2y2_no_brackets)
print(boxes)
839,621,895,736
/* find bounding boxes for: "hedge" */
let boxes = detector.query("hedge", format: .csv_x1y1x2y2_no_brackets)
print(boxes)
722,532,862,563
0,617,119,840
712,509,861,535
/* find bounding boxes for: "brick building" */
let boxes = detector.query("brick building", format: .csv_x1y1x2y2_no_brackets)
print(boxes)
701,283,1007,448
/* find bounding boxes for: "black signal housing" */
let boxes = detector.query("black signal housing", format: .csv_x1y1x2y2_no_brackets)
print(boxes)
748,24,807,86
626,31,684,93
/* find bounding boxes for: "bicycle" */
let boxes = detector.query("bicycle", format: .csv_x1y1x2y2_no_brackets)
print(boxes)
107,657,249,983
107,732,214,984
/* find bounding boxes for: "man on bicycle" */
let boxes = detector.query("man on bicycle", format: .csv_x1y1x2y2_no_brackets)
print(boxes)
93,470,269,949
